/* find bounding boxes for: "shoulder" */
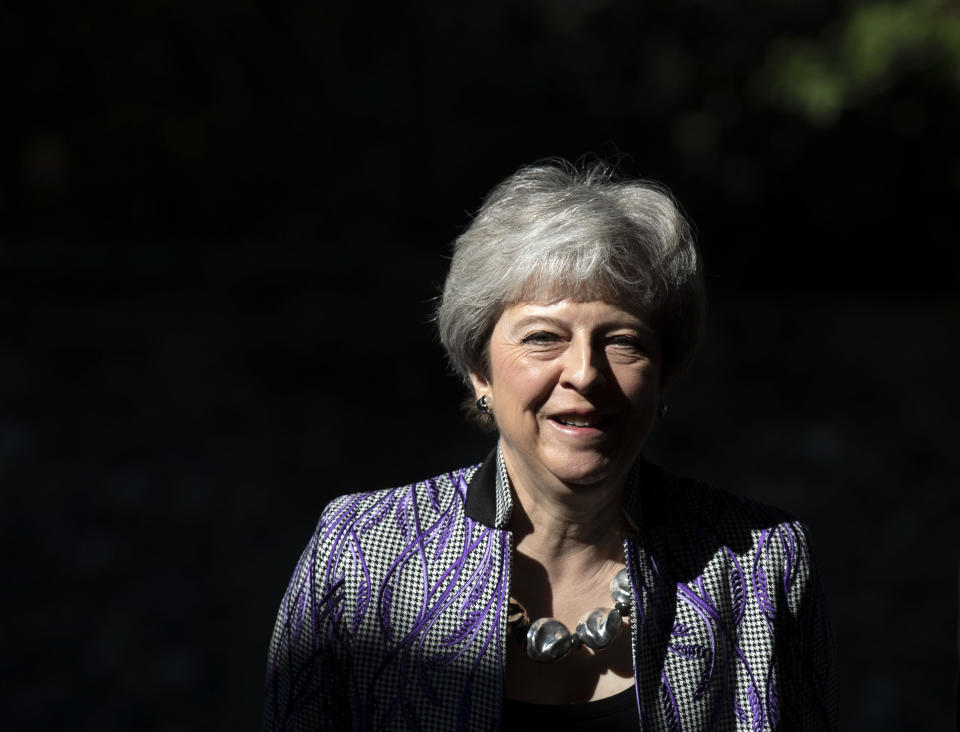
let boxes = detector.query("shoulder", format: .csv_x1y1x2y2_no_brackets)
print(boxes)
293,461,488,579
649,460,793,526
637,460,818,580
315,461,484,533
276,460,488,634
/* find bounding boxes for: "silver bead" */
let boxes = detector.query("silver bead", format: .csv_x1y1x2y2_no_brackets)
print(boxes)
525,618,574,662
575,607,623,650
609,568,633,607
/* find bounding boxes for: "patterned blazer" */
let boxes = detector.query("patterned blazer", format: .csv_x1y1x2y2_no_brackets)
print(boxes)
263,449,838,731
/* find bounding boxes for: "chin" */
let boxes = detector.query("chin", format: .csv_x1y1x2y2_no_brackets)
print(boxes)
544,443,642,489
550,458,617,488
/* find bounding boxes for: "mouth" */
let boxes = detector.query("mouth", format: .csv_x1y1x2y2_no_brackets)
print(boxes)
549,413,611,429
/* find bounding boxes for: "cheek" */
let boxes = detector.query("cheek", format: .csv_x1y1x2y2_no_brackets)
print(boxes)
503,369,554,409
620,368,660,406
490,353,555,403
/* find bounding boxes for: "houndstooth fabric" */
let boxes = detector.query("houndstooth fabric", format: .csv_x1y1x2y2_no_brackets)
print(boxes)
263,449,837,731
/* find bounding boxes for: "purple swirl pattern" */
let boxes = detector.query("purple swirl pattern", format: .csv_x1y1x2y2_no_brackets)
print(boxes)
635,511,833,730
660,670,682,732
266,466,509,731
726,549,747,634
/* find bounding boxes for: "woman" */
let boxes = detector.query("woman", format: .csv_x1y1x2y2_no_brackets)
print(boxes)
263,160,838,730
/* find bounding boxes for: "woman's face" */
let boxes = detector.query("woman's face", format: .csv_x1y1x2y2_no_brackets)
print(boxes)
470,299,661,494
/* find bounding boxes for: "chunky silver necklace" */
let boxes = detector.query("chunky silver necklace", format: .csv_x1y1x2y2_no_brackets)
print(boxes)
507,568,634,663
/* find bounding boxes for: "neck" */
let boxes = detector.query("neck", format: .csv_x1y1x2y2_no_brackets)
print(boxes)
501,444,629,575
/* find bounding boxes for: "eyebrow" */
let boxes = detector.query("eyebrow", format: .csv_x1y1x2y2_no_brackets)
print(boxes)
509,315,651,332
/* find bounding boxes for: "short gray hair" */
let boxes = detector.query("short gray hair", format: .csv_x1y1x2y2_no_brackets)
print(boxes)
437,158,705,390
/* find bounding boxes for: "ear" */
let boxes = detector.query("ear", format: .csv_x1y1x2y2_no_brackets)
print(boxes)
468,371,490,400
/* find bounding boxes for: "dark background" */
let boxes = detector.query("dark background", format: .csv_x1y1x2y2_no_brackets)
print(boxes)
3,1,958,729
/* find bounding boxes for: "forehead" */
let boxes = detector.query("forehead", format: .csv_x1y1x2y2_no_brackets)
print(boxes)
497,299,653,331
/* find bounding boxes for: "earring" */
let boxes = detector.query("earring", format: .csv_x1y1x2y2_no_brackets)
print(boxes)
658,402,668,418
477,395,491,414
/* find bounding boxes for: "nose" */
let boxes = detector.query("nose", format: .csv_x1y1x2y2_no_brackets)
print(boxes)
560,336,605,393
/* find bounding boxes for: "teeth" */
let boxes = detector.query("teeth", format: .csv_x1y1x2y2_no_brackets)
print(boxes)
557,417,598,427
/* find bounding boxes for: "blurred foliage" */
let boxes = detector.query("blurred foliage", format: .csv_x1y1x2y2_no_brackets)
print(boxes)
2,1,959,292
754,0,960,125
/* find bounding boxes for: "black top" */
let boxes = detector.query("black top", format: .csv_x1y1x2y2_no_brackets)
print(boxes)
501,686,638,731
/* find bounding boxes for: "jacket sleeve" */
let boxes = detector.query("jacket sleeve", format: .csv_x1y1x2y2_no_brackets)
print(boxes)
262,505,352,732
774,520,839,730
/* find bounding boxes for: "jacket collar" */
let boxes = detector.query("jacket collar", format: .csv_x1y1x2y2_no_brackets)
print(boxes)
464,445,512,529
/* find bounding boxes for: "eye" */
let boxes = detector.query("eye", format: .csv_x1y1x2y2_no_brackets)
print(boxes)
605,334,652,360
521,331,561,345
607,335,643,349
